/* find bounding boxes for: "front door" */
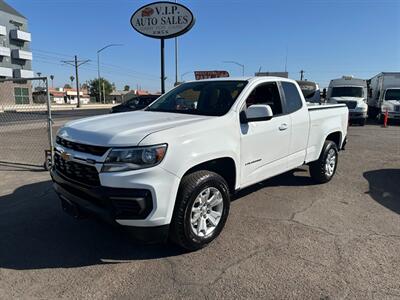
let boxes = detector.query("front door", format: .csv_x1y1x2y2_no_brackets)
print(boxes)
240,81,291,187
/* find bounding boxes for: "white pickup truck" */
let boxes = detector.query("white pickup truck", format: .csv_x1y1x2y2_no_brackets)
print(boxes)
51,77,348,250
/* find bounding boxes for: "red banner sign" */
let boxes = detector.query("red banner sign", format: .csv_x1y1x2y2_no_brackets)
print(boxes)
194,71,229,80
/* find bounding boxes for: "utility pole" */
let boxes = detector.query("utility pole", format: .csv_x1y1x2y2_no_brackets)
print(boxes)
300,70,305,81
62,55,90,108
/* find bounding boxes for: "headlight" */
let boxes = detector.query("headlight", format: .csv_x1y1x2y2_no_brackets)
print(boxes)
102,144,167,172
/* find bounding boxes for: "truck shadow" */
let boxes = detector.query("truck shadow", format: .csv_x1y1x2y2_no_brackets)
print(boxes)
0,180,185,270
0,168,316,270
0,162,46,172
233,168,316,200
363,169,400,214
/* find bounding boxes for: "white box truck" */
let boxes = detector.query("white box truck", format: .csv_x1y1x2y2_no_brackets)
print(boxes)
327,76,368,125
367,72,400,120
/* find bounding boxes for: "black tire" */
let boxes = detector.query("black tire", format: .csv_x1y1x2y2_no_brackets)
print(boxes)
359,118,366,126
309,140,339,184
169,170,230,251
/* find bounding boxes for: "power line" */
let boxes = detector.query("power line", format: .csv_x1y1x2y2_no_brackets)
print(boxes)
33,50,162,80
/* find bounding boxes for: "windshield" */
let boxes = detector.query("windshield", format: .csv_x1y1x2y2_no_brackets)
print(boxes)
146,80,247,116
331,86,363,97
384,89,400,101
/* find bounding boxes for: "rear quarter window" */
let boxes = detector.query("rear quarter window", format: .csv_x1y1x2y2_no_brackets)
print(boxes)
281,82,303,113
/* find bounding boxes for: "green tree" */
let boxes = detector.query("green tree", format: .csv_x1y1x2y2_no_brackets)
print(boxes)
89,78,113,102
124,85,130,91
64,83,72,89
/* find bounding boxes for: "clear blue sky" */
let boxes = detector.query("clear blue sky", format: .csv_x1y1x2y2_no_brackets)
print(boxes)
8,0,400,92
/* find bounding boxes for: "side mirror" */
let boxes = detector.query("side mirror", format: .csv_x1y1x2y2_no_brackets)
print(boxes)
240,104,273,123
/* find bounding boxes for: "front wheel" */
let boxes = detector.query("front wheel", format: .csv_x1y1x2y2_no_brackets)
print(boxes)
309,141,339,184
170,171,230,251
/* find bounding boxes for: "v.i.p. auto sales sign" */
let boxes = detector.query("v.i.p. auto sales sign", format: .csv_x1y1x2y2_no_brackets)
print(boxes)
130,1,195,39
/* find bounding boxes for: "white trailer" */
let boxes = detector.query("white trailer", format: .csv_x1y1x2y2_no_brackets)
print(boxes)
367,72,400,120
327,76,368,125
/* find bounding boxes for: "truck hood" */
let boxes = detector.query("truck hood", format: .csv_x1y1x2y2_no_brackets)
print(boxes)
57,111,211,147
330,97,364,102
384,100,400,105
382,100,400,111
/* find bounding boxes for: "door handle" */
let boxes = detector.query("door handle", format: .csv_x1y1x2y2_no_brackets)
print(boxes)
278,123,288,131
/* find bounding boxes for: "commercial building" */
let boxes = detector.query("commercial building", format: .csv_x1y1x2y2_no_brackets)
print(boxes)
106,89,151,103
0,0,33,108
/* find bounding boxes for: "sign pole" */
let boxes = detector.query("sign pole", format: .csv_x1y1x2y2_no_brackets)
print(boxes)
130,2,195,94
160,38,165,94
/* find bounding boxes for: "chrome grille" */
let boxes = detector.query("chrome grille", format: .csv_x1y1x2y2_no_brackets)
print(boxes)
56,136,109,156
336,100,357,109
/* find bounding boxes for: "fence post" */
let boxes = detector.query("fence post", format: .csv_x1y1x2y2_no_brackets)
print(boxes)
45,77,54,168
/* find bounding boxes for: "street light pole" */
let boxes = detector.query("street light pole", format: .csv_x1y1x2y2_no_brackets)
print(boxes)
97,51,101,103
97,44,123,103
223,60,245,76
181,71,192,82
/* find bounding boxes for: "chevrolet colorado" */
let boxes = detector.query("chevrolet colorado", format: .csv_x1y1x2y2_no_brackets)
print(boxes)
51,77,348,250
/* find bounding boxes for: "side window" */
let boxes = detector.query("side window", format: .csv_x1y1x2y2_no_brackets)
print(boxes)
281,82,303,113
245,82,283,115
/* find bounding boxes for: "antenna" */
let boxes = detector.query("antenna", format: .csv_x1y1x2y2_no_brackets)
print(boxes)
284,46,288,72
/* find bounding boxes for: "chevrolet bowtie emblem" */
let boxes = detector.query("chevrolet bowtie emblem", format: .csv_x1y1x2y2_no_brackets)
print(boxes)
60,151,72,161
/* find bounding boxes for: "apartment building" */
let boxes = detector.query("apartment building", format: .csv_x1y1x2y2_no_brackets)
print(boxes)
0,0,33,107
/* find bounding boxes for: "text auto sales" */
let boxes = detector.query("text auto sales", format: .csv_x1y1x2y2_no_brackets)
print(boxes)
134,6,190,35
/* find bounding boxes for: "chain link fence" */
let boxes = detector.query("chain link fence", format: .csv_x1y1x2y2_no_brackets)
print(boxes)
0,77,53,169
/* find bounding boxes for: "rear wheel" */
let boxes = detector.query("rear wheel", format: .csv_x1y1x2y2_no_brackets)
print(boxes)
170,171,230,251
309,141,339,184
359,118,366,126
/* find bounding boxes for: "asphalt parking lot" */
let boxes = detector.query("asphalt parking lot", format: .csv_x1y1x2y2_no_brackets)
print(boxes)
0,121,399,299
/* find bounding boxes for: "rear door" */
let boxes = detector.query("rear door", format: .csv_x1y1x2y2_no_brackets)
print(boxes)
280,81,310,169
240,81,291,186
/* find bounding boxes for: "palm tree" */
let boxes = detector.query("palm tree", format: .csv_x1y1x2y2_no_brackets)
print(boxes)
50,75,54,88
70,76,75,87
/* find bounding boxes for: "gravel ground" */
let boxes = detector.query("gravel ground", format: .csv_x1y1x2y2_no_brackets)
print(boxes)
0,123,399,299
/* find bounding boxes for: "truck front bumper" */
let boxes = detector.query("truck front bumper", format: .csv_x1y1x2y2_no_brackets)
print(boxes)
384,111,400,119
50,165,181,241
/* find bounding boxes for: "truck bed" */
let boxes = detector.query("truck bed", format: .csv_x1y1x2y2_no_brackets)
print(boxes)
305,103,348,163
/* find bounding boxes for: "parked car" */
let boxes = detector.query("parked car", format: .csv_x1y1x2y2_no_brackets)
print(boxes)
327,76,368,125
110,94,159,113
367,72,400,121
51,77,348,250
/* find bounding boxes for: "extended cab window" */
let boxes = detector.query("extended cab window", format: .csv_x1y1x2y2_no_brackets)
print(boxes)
245,82,283,115
281,82,303,113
